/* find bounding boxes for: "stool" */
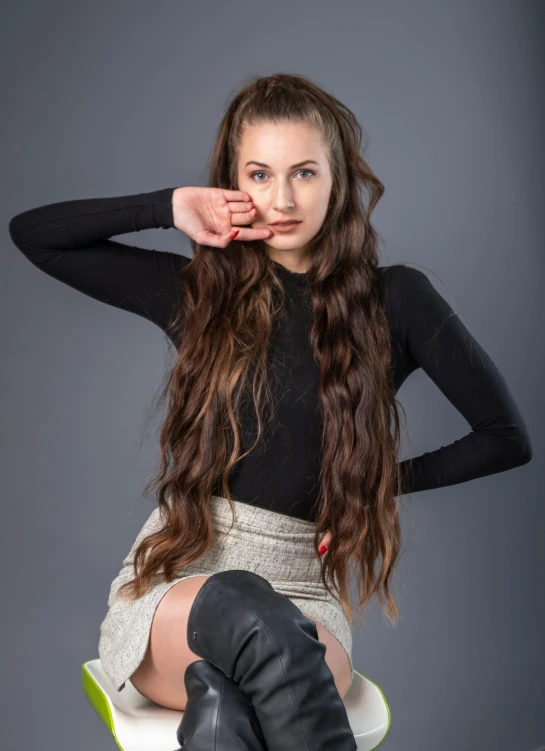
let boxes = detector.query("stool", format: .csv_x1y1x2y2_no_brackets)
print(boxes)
82,658,391,750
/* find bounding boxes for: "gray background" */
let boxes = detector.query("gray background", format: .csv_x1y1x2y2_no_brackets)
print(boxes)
2,1,543,749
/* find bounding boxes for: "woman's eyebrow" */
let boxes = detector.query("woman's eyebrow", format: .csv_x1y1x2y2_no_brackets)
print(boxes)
244,159,319,169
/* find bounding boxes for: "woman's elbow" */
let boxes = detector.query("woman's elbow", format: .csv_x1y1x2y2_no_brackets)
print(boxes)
513,432,533,467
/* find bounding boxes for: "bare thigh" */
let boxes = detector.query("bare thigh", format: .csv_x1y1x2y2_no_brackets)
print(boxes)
130,575,210,711
130,576,353,711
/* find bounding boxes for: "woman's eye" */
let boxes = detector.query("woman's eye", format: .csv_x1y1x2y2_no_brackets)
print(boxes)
250,169,315,182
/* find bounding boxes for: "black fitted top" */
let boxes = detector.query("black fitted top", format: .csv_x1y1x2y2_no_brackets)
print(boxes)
8,187,533,521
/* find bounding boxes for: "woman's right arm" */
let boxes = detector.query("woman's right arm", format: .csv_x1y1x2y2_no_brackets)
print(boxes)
8,186,189,336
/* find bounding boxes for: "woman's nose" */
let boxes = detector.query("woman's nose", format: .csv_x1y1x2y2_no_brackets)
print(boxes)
272,180,295,210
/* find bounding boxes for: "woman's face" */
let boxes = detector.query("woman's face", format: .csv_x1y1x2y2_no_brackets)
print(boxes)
236,121,333,271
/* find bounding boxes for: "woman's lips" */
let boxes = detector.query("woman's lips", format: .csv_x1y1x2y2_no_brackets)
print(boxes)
269,221,301,232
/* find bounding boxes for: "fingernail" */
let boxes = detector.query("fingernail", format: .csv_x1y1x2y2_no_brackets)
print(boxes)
318,545,328,556
230,230,240,240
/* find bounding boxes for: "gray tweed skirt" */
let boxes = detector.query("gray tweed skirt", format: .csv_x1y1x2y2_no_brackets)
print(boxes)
98,494,354,694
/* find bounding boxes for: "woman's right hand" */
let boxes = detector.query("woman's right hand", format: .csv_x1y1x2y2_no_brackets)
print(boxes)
171,186,274,247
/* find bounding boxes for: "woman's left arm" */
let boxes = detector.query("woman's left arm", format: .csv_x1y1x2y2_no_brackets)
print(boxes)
394,265,533,495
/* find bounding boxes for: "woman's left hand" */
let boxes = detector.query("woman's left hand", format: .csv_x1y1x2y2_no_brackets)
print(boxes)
318,530,331,555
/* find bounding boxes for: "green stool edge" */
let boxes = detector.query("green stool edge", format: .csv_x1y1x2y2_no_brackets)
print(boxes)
81,661,124,751
352,667,392,749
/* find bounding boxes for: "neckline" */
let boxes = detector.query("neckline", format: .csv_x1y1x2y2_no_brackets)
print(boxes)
271,259,308,282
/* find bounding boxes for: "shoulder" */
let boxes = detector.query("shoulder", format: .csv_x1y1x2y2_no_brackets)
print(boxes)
378,263,432,297
168,252,193,293
377,264,456,340
173,252,192,271
377,263,434,323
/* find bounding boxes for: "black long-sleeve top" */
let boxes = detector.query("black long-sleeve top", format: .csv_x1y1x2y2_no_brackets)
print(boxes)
8,187,533,521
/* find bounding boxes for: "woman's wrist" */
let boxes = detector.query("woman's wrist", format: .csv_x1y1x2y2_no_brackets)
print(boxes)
172,186,185,207
171,187,189,232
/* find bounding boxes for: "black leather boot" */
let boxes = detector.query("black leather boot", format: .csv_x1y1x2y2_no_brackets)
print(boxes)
186,569,356,751
173,658,267,750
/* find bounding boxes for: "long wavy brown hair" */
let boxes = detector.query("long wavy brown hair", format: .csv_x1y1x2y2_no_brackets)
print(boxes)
118,72,415,630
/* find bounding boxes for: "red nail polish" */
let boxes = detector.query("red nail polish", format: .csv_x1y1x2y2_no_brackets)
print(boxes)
231,230,240,240
318,545,328,556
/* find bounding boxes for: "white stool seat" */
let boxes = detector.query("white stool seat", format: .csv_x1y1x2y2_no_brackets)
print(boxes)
82,658,391,750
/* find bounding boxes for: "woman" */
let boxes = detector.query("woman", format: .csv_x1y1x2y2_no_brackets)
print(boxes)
9,73,532,750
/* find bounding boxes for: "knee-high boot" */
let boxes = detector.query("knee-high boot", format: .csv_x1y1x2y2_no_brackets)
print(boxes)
186,569,356,751
173,658,267,750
